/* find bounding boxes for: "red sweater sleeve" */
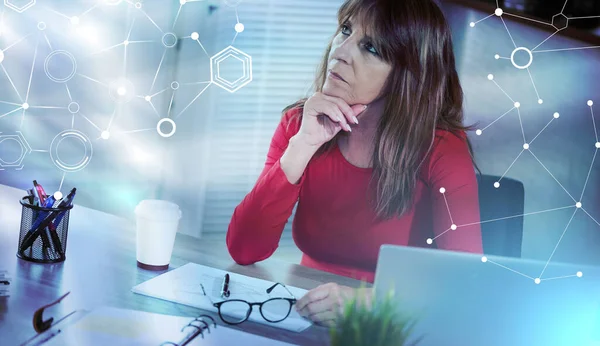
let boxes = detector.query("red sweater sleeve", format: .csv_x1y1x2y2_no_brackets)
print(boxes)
226,108,306,265
427,130,484,253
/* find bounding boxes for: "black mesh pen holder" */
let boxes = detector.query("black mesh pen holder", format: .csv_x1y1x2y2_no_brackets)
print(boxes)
17,196,74,264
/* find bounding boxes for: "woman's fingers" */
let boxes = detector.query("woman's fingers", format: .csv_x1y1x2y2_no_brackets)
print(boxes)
296,285,330,312
323,95,367,125
297,295,332,317
320,103,351,132
304,309,338,327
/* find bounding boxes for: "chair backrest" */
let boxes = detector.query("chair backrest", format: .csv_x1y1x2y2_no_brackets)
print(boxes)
476,174,525,258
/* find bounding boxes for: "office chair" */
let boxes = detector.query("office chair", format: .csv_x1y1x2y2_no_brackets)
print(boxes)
476,174,525,258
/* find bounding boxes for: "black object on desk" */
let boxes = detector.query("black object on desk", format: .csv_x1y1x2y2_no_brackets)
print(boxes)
17,195,74,264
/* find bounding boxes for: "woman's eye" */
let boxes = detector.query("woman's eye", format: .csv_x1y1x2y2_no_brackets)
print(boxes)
364,43,379,56
341,25,351,35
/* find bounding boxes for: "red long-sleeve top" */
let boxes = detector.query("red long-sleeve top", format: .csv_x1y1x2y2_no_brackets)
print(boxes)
226,107,483,283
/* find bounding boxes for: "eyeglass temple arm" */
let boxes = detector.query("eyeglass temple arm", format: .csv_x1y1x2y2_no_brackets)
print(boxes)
266,282,297,300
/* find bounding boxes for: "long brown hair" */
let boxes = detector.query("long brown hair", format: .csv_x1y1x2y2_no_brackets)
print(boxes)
283,0,480,220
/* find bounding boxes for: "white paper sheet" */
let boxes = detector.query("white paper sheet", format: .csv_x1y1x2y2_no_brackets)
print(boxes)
131,263,312,332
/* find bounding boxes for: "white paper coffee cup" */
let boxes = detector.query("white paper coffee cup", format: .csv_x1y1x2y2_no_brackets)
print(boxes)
134,199,182,271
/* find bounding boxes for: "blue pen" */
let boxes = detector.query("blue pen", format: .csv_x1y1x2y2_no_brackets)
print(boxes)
29,197,56,233
45,189,76,257
50,191,76,228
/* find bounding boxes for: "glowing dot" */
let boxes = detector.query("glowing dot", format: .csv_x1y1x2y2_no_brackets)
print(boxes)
476,129,482,136
37,22,46,31
494,182,500,188
53,191,63,200
180,0,186,4
22,103,29,110
71,16,80,25
588,100,594,107
577,271,583,277
123,40,129,46
554,112,560,119
538,99,543,104
135,2,142,8
596,142,600,148
494,54,499,59
191,32,199,40
495,8,503,16
101,131,110,140
576,202,582,208
117,87,127,96
534,278,541,284
235,23,245,33
481,256,488,263
487,74,494,80
426,238,433,245
523,143,529,150
144,95,151,102
439,187,446,194
0,50,4,64
514,102,520,108
470,22,475,27
451,224,457,230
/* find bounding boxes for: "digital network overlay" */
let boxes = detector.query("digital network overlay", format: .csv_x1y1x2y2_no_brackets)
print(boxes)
0,0,597,285
0,0,252,193
426,0,599,284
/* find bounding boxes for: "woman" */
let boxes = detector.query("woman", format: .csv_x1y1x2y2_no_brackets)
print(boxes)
226,0,483,326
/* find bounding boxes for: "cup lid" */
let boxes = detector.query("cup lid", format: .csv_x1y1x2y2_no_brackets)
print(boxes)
135,199,182,220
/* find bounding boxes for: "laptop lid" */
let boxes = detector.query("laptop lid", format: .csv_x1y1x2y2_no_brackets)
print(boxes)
373,245,600,346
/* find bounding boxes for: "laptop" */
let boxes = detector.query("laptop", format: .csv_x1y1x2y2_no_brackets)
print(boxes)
373,245,600,346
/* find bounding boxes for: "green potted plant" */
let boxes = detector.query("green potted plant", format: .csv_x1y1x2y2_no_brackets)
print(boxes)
329,286,423,346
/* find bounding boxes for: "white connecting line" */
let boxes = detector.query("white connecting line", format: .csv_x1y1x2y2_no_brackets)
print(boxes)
434,1,599,280
469,0,600,104
0,0,249,172
428,96,598,285
456,3,600,284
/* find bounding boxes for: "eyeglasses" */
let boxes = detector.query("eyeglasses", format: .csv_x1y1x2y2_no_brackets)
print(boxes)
200,282,297,325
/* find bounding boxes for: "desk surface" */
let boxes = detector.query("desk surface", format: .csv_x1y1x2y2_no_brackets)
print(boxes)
0,184,366,346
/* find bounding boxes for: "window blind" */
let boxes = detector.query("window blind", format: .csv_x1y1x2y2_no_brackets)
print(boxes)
199,0,344,236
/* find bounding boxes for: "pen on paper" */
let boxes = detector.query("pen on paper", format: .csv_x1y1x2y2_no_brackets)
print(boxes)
221,273,230,298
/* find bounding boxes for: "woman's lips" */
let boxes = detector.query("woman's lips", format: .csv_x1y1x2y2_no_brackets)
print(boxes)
328,70,347,83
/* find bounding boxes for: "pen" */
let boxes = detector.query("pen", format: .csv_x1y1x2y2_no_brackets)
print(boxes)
221,273,230,298
39,196,58,258
31,186,55,258
51,189,76,228
26,189,35,205
31,183,42,206
33,180,47,206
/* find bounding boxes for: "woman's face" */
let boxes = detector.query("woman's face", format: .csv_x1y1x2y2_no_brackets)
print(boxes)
323,16,392,106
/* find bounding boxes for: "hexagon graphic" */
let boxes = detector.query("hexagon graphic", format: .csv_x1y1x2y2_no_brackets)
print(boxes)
4,0,36,13
0,131,32,170
552,13,569,31
210,45,252,93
